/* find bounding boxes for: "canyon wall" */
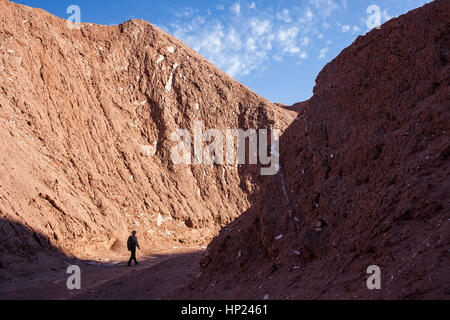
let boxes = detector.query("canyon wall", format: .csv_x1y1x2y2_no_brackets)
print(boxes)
180,0,449,299
0,0,294,271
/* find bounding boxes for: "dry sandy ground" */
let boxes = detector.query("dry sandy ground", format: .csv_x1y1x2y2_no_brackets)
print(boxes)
0,247,203,300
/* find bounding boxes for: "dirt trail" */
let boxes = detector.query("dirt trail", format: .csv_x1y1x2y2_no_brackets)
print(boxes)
0,247,203,300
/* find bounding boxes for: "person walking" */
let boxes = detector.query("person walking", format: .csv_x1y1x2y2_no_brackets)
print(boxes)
127,231,141,267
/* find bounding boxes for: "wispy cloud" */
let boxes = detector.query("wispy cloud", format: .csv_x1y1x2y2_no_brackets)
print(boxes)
318,47,329,59
276,9,292,23
309,0,340,17
230,2,241,16
174,7,199,18
167,0,353,78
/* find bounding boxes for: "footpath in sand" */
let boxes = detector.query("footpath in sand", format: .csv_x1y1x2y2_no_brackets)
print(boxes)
0,247,203,300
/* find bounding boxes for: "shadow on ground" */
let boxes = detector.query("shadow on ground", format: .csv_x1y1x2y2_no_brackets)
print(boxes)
0,218,203,300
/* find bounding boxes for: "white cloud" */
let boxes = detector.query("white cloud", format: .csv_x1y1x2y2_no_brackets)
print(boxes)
278,27,298,51
227,28,242,49
175,7,199,18
323,22,332,30
352,26,361,33
309,0,340,17
276,9,292,23
167,0,352,78
287,47,301,54
273,55,283,62
318,47,329,59
231,2,241,16
300,52,308,59
246,38,257,51
305,8,314,21
278,27,298,42
250,18,272,36
171,13,272,78
299,7,314,24
226,55,243,76
301,36,310,46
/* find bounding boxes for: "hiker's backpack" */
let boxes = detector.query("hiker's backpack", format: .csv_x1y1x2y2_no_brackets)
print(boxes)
127,236,133,251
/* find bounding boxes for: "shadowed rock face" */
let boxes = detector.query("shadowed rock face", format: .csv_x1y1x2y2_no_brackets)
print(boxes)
179,0,449,299
0,0,294,264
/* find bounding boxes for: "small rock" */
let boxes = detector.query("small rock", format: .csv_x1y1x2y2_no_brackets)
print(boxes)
156,55,164,64
263,294,269,300
156,213,164,227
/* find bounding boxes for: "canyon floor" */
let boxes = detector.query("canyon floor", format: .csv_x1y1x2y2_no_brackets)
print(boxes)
0,247,204,300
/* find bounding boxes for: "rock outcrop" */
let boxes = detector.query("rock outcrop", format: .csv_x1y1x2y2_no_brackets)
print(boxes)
179,0,449,299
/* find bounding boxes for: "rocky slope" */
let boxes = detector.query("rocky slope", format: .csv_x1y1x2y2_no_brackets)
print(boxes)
0,0,294,277
179,0,449,299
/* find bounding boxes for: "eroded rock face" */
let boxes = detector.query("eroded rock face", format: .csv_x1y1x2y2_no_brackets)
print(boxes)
0,0,294,267
181,0,449,299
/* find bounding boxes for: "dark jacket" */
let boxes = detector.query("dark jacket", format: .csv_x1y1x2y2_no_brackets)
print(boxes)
128,235,140,250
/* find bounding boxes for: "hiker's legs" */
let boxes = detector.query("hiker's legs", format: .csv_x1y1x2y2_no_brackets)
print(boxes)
128,249,136,266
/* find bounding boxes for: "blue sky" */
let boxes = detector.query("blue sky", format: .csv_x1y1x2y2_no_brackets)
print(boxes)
13,0,431,104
